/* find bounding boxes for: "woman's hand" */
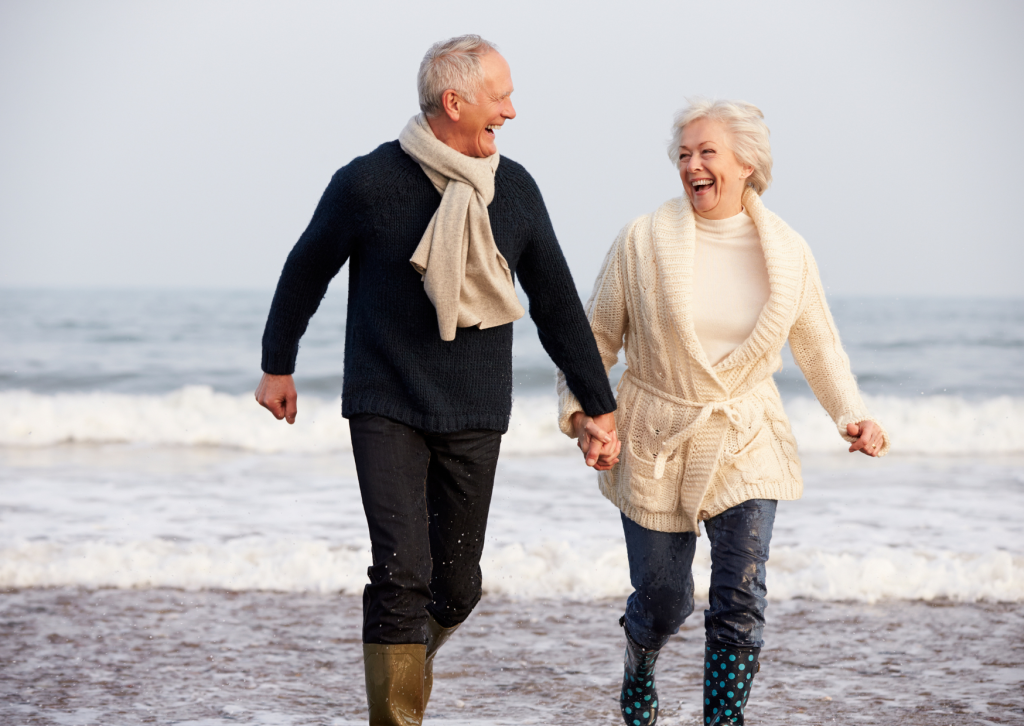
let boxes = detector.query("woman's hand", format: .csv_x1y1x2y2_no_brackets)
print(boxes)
847,421,884,457
571,411,621,470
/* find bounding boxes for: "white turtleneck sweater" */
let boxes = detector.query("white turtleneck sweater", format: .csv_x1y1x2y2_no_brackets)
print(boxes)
692,209,770,366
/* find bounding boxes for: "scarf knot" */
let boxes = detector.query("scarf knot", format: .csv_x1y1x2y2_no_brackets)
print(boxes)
399,113,525,341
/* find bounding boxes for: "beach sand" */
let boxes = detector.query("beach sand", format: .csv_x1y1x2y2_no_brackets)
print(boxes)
1,589,1021,725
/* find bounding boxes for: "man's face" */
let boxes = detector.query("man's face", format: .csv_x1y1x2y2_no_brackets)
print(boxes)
449,51,516,158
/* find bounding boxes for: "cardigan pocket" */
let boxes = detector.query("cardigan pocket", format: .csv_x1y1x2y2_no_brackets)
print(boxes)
617,382,686,513
623,438,683,513
725,427,782,486
720,400,786,487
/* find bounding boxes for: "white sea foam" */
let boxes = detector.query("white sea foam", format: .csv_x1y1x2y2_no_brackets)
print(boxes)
0,538,371,593
0,387,576,456
785,394,1024,455
2,537,1020,603
5,387,1024,455
5,385,1023,604
1,386,353,454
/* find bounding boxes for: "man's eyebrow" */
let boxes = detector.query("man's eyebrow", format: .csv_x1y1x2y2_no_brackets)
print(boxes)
492,89,513,101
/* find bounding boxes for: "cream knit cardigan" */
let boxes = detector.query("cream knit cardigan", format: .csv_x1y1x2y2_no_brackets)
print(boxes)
557,188,890,534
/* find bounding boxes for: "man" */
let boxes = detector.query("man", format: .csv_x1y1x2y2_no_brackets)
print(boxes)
255,35,618,725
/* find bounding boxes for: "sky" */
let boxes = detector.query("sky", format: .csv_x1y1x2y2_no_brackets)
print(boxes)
1,0,1022,297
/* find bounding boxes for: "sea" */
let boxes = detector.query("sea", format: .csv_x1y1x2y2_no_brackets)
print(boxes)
1,289,1023,725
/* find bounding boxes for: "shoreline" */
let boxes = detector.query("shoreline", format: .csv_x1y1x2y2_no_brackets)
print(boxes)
2,589,1021,725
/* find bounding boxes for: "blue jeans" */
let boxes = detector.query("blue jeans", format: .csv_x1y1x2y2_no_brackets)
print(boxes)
621,499,777,651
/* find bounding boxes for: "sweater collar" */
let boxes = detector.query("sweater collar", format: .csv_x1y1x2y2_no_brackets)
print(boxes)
650,187,803,389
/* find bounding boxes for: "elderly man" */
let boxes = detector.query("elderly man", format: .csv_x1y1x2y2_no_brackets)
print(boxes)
255,35,618,724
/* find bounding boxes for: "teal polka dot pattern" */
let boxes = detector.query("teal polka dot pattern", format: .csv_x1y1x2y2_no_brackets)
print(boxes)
619,621,660,726
702,642,761,725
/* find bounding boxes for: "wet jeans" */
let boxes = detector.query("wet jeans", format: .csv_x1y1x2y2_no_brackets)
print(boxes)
349,414,502,645
621,499,777,651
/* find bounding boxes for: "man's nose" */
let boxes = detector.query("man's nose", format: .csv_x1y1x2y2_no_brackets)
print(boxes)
503,98,516,119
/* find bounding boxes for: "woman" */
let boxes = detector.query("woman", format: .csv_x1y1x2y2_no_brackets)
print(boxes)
557,99,889,726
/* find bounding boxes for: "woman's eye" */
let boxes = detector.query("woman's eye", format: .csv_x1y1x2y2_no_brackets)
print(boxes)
679,154,690,161
702,149,715,155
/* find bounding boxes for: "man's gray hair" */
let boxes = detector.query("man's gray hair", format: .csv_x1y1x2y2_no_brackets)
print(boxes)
667,98,773,195
418,35,498,117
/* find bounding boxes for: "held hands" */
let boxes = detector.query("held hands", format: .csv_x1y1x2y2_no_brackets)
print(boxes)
571,411,621,471
255,372,298,424
847,420,884,457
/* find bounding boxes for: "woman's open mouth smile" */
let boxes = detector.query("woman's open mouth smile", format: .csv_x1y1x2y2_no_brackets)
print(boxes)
691,178,715,196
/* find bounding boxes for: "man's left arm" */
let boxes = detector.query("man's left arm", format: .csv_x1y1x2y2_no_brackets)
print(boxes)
513,176,617,425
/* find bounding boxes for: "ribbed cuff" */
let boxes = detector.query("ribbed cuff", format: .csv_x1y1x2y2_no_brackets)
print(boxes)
261,347,298,376
578,386,618,418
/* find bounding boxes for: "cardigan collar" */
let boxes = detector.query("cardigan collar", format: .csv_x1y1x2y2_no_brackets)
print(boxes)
650,187,803,391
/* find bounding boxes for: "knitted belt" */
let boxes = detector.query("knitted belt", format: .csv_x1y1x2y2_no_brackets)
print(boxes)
620,370,768,480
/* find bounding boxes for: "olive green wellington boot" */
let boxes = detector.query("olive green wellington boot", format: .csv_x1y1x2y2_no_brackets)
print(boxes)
363,644,426,726
423,615,460,710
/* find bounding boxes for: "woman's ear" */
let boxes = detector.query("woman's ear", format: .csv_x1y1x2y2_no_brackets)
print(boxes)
740,164,754,180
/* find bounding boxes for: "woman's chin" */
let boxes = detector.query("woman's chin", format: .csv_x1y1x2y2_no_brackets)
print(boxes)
692,197,718,216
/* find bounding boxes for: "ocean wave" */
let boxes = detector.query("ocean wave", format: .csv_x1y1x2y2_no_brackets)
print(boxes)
4,387,1024,456
0,386,574,456
784,394,1024,455
1,537,1020,603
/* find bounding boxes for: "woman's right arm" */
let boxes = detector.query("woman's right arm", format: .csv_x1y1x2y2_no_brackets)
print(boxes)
557,224,631,438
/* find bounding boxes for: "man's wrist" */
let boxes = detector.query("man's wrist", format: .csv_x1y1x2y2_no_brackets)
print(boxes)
590,411,617,431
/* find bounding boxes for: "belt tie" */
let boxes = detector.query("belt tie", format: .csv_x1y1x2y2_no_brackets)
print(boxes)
621,370,762,479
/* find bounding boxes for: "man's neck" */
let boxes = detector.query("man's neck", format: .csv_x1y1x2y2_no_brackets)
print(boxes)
425,114,471,156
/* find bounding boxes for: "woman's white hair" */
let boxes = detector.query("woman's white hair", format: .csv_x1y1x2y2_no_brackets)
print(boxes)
418,35,498,117
667,98,773,195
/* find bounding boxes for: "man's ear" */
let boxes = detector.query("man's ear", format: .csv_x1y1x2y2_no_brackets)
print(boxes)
441,90,461,122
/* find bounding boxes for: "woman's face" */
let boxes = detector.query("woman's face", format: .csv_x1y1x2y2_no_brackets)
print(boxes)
678,118,754,219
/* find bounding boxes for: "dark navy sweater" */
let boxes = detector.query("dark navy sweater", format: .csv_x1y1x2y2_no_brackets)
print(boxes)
261,141,616,433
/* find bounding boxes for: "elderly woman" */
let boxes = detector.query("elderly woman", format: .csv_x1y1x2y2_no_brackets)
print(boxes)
557,99,889,726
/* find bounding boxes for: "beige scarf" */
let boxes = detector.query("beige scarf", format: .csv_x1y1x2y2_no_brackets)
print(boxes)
399,113,525,341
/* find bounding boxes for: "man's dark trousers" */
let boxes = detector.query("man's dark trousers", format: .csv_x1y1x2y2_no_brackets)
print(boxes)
349,413,502,644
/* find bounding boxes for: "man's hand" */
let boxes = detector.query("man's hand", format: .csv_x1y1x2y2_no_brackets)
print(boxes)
571,411,621,470
847,420,883,457
255,373,298,424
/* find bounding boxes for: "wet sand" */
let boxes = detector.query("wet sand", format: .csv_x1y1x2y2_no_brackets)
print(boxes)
1,589,1021,725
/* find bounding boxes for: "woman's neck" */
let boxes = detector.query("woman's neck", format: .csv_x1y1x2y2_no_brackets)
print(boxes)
694,198,744,220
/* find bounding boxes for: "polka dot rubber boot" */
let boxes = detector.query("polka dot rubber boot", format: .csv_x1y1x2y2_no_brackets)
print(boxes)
703,641,760,725
619,616,660,726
